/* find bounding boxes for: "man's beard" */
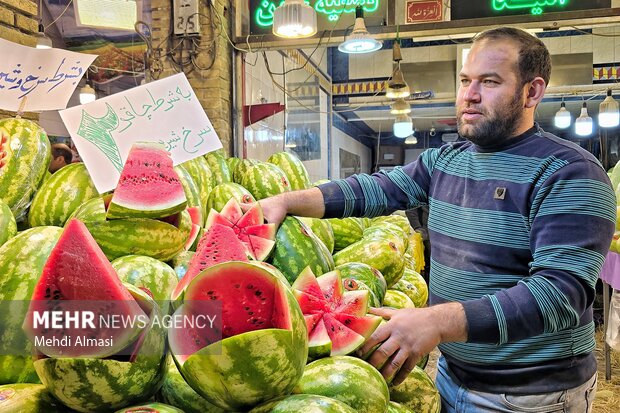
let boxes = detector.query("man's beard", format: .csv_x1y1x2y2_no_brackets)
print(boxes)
457,92,524,148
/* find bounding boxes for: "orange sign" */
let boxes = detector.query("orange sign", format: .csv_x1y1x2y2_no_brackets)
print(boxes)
406,0,443,23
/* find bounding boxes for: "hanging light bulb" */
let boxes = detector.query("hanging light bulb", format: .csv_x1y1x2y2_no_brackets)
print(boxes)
390,98,411,115
554,101,571,129
393,115,413,138
386,42,410,98
404,134,417,144
575,102,593,137
35,23,52,49
338,6,382,54
273,0,317,38
599,89,620,128
79,83,96,104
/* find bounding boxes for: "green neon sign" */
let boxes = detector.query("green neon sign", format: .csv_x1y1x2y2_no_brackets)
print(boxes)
492,0,568,15
255,0,380,28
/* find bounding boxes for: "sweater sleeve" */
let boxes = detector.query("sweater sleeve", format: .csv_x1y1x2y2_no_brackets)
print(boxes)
463,158,616,344
318,148,440,218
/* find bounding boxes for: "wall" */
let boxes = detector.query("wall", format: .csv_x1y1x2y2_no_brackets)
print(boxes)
150,0,233,154
331,127,372,178
0,0,38,119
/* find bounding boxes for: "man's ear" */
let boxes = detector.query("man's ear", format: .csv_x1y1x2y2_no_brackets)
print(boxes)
524,77,546,108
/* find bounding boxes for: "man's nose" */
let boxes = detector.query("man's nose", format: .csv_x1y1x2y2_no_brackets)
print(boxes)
462,82,481,102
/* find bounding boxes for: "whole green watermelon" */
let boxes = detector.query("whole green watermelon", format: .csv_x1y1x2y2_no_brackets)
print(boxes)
0,199,17,247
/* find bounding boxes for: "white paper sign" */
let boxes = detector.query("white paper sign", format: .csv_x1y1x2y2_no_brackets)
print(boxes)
60,73,222,193
0,38,97,112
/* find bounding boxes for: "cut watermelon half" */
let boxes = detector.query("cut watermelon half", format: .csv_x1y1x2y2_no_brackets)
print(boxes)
292,267,382,358
184,206,203,250
107,142,187,220
22,219,147,358
172,223,250,301
204,198,276,261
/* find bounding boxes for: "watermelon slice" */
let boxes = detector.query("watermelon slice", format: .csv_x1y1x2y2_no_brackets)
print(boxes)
184,206,202,250
172,224,250,301
204,199,276,261
107,142,187,220
22,219,147,358
292,267,382,358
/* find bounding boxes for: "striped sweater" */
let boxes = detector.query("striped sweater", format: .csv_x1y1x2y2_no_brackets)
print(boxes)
318,126,616,393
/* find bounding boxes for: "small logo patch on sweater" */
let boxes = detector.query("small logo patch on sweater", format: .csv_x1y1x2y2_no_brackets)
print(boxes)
494,187,506,200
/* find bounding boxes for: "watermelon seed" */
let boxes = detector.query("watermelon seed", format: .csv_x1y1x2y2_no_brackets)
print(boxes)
248,311,254,315
156,162,161,167
244,306,250,311
207,291,214,295
247,284,254,289
44,287,51,298
254,290,262,297
235,284,241,289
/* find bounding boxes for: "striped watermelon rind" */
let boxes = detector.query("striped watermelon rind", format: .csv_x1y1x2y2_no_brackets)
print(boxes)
34,285,168,412
174,165,203,222
267,151,311,191
0,199,17,247
0,226,62,385
180,157,215,211
158,361,226,413
391,269,428,308
298,217,335,254
270,216,335,284
328,218,364,251
387,401,415,413
337,262,387,307
72,197,192,261
240,163,291,200
294,356,390,413
383,290,416,309
250,394,357,413
206,182,255,212
204,149,231,185
0,383,68,412
0,118,51,221
388,366,441,413
114,402,184,413
28,163,98,228
232,158,260,184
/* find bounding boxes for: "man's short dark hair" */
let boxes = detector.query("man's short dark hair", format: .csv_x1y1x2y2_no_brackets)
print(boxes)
473,27,551,87
51,144,73,165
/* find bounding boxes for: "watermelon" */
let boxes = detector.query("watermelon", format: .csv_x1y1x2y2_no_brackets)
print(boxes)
363,223,408,254
0,383,68,412
172,223,250,301
0,118,51,221
111,255,179,312
250,394,357,413
240,162,291,200
0,199,16,247
383,290,416,309
293,267,381,358
180,157,215,210
0,226,62,384
313,179,330,186
387,401,415,413
171,250,194,280
71,197,192,261
205,182,255,212
115,402,183,413
204,149,232,185
270,216,334,284
107,142,187,219
23,219,147,358
334,238,406,287
185,206,203,250
294,356,390,413
174,164,203,224
372,214,412,236
204,198,276,260
232,158,260,184
298,217,335,254
169,261,308,411
28,163,98,227
337,262,388,307
226,157,241,177
388,366,441,413
392,269,428,308
158,361,226,413
328,218,364,251
33,285,168,412
267,151,311,191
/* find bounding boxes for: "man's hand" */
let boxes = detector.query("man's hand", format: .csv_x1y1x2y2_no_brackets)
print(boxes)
256,188,327,227
358,303,467,386
257,195,289,226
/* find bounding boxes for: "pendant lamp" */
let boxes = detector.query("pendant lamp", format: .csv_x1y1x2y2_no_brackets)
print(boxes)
599,89,620,128
338,6,382,54
273,0,317,38
575,102,593,137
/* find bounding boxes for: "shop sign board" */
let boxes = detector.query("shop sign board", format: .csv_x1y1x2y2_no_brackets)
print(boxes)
60,73,222,193
405,0,443,24
451,0,611,20
0,38,96,113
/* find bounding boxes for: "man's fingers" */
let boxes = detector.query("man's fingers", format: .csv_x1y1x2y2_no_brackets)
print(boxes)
365,337,399,371
357,321,391,358
381,350,411,385
390,357,418,387
369,306,397,319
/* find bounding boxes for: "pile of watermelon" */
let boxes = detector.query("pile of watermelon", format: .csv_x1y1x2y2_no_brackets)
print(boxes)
0,121,438,412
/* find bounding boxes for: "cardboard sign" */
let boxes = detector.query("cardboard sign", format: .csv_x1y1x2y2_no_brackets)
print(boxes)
0,38,97,112
60,73,222,193
405,0,443,23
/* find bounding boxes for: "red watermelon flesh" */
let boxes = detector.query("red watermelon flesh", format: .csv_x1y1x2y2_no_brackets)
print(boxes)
169,262,292,364
204,198,276,260
292,267,382,357
107,142,187,219
184,206,202,250
23,219,147,358
172,224,250,301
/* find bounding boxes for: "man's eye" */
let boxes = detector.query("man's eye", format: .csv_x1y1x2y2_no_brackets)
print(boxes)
483,79,498,85
460,79,470,85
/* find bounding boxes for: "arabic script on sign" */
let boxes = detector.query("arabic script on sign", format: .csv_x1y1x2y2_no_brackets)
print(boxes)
0,38,97,112
405,0,443,23
59,73,222,194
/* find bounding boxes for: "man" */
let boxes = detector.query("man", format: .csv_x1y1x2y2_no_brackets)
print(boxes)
259,27,615,412
48,143,73,173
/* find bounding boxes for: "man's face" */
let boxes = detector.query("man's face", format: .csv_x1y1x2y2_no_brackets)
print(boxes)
456,40,527,147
